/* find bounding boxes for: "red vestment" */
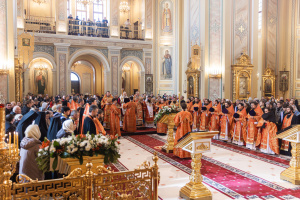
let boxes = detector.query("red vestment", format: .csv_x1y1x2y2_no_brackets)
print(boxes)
110,104,121,139
123,102,137,132
174,110,193,158
280,114,294,151
200,102,212,131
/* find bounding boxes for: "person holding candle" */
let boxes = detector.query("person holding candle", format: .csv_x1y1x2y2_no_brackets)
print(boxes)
19,124,44,181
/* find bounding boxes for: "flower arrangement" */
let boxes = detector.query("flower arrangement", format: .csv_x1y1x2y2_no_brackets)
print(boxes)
154,105,179,123
36,133,121,173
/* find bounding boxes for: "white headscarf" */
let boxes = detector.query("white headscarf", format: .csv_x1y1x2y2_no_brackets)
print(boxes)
25,125,41,141
63,119,75,133
42,102,48,110
14,114,23,121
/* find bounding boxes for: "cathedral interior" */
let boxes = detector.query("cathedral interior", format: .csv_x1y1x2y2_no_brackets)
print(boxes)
0,0,300,200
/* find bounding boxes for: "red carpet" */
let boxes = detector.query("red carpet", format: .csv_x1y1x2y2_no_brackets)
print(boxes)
125,135,300,199
106,128,157,136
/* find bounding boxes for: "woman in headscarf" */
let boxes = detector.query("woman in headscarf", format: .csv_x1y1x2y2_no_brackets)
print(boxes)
56,119,75,139
19,125,44,181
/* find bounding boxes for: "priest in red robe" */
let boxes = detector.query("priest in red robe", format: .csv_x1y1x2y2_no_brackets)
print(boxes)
123,96,137,133
110,98,121,139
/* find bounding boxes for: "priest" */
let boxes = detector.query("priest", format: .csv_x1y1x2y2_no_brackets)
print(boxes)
83,105,98,135
136,97,144,126
156,98,168,135
110,98,121,139
200,99,212,131
144,97,155,128
219,101,234,142
245,101,263,150
101,91,113,128
123,96,137,133
280,106,298,156
209,100,222,139
191,97,201,131
174,102,193,158
232,103,247,146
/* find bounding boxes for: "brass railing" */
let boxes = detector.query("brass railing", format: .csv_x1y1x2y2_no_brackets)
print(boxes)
0,154,159,200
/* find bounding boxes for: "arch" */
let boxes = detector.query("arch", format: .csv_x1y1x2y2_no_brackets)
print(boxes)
68,49,110,72
119,56,145,72
32,52,57,71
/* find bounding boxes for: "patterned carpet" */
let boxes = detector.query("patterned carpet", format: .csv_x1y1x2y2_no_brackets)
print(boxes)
118,134,300,200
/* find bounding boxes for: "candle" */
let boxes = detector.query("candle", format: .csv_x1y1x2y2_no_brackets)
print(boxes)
9,133,11,157
13,132,15,154
16,132,18,152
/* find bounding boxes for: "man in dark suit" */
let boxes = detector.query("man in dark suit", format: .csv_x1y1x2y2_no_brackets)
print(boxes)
83,105,98,135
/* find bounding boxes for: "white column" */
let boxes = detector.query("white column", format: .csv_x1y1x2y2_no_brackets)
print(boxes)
56,0,68,34
108,46,122,95
54,43,70,95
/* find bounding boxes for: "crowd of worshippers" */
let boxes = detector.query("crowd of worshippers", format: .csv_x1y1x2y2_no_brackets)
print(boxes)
68,14,109,37
171,96,300,159
3,91,299,181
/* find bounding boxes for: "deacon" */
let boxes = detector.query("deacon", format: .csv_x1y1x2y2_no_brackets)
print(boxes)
191,97,201,131
110,98,121,138
200,99,212,131
209,100,222,139
136,97,144,126
232,103,247,146
174,102,193,158
219,101,234,142
123,96,137,133
256,108,279,155
83,105,98,135
101,91,113,128
245,101,263,150
280,106,298,156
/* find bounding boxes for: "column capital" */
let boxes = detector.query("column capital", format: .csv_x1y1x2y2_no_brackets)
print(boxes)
54,43,71,47
107,46,123,50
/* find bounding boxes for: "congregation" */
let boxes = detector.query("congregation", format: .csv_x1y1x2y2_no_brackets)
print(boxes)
3,91,298,182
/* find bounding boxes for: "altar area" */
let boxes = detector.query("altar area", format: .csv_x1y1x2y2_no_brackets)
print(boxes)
119,135,300,200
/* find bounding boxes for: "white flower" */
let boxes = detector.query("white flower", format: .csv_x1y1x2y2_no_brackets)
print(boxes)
85,144,92,151
80,141,88,147
71,147,78,154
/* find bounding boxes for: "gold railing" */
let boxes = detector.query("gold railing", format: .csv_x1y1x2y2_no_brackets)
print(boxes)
0,154,159,200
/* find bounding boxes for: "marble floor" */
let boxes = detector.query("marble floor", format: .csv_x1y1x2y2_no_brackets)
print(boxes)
117,134,300,200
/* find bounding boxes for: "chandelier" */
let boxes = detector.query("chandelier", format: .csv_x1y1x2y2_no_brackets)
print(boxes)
119,1,130,13
77,0,102,6
32,0,47,5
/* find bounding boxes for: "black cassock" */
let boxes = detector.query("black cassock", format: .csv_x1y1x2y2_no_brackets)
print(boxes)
83,115,96,135
278,114,299,156
78,106,85,134
16,110,38,145
35,112,48,142
47,113,62,141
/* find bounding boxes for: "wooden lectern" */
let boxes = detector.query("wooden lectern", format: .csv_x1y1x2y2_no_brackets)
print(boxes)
159,113,177,153
276,125,300,185
175,131,218,200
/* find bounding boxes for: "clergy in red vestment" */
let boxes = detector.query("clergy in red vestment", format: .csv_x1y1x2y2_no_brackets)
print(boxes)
110,98,121,139
209,100,222,139
280,106,298,156
144,97,155,128
220,101,235,142
123,96,137,133
101,91,113,128
191,97,201,131
232,103,247,146
186,98,193,114
174,103,193,158
200,99,212,131
83,105,98,135
70,97,79,110
136,97,144,126
256,108,279,155
156,98,168,134
245,101,263,150
94,109,106,135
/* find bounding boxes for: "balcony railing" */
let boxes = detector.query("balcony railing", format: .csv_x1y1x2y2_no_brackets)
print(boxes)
68,19,110,38
25,16,56,34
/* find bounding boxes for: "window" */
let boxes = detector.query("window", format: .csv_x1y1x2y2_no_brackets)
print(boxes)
94,2,104,21
76,2,87,20
258,0,262,30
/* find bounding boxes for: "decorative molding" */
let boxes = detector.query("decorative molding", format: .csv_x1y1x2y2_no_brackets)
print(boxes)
145,53,152,57
110,51,120,55
111,0,118,26
69,47,108,59
34,34,152,49
69,47,81,56
97,49,109,58
111,56,118,96
59,54,67,95
58,0,66,21
121,50,143,61
34,45,55,58
145,58,151,74
146,0,152,29
17,0,22,17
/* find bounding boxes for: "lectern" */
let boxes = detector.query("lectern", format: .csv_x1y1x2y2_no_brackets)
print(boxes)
276,125,300,185
159,113,177,153
175,131,218,200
